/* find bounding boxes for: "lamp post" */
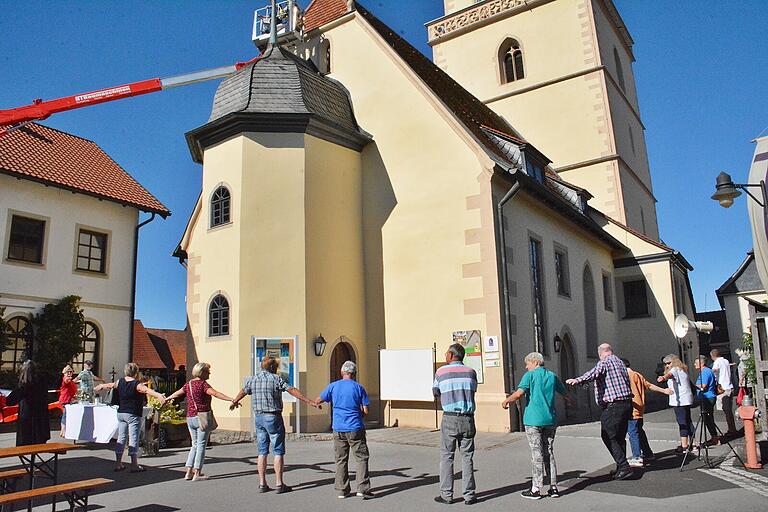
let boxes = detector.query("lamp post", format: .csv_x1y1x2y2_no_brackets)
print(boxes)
711,171,766,209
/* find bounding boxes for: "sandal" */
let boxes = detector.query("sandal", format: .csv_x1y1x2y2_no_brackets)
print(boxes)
192,474,210,481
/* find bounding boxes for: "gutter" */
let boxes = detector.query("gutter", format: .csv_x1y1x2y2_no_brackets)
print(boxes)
496,177,522,432
128,212,157,363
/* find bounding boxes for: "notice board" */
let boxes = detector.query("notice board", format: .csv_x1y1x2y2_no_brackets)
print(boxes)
379,348,435,402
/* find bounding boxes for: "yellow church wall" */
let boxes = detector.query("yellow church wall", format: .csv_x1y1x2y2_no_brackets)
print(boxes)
303,134,369,432
314,16,510,431
558,161,624,223
184,136,245,431
616,163,659,240
432,0,590,108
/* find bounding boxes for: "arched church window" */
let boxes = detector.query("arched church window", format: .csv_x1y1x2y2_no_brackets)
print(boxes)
613,47,626,92
2,316,31,373
210,186,231,227
71,322,100,373
500,39,525,84
209,295,230,337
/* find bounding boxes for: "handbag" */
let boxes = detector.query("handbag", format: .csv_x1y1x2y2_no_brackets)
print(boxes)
716,384,725,395
189,380,217,432
736,386,747,406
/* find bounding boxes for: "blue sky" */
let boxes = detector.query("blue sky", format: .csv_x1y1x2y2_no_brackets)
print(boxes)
1,1,766,328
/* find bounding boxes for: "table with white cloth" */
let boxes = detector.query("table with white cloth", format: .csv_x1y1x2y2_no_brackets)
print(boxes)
64,404,153,443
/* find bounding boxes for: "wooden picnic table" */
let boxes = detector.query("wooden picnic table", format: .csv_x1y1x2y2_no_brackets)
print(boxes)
0,443,79,512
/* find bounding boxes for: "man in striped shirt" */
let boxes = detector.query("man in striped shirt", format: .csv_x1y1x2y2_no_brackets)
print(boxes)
566,343,633,480
432,343,478,505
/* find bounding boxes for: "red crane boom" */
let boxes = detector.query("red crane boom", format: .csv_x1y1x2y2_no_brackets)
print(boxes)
0,55,262,136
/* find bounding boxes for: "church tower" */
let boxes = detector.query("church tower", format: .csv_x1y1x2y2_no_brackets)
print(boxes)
428,0,659,240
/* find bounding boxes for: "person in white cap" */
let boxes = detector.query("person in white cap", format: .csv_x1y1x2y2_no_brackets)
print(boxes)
314,360,373,500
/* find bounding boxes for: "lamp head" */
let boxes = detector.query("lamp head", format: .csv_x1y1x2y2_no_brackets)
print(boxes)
711,171,741,208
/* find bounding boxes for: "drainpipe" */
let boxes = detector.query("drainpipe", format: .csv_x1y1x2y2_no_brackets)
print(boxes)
496,179,522,432
128,212,157,362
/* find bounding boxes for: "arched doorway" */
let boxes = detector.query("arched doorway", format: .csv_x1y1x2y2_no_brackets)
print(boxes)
329,340,355,382
559,334,577,419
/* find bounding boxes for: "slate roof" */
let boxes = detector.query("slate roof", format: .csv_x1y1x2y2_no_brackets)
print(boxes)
303,0,350,32
0,123,170,217
132,320,188,370
717,250,763,304
208,45,360,134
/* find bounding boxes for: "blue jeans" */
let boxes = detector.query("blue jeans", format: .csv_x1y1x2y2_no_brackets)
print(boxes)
255,413,286,456
186,416,208,470
116,412,141,457
627,418,653,459
673,406,694,438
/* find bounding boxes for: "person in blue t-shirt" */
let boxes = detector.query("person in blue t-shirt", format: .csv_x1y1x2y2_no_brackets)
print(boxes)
314,360,373,500
694,356,720,445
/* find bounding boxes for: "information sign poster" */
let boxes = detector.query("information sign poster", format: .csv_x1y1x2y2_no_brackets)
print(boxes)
252,337,298,402
452,330,484,384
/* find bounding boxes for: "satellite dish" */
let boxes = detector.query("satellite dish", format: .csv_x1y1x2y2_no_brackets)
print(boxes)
674,314,714,338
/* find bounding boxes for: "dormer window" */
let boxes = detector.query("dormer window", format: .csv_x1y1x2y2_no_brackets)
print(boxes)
525,157,544,183
319,39,331,75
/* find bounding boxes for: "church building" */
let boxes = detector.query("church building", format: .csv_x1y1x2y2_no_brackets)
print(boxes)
175,0,697,432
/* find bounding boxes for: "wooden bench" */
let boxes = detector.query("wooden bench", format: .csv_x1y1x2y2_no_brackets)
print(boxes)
0,478,112,511
0,468,29,494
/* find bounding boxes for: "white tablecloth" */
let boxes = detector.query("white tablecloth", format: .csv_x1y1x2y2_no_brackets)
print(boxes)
65,404,154,443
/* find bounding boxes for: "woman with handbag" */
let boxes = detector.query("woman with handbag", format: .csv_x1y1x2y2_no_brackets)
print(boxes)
96,362,167,472
166,362,237,481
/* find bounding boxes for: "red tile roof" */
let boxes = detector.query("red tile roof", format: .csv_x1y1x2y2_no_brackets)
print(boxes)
145,327,189,370
303,0,350,32
0,123,170,217
132,320,188,370
132,320,165,370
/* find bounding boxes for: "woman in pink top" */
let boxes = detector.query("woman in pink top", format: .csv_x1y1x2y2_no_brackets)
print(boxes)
166,362,237,481
59,365,77,437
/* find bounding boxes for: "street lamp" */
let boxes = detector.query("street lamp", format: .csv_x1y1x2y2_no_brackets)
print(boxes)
711,171,765,208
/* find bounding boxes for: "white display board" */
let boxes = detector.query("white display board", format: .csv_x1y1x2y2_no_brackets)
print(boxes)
380,349,435,402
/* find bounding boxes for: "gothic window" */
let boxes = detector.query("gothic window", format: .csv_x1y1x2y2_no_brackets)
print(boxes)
529,237,547,355
613,47,626,92
210,186,231,227
71,322,100,373
583,265,598,356
2,316,31,372
500,39,525,84
554,247,570,298
209,295,230,337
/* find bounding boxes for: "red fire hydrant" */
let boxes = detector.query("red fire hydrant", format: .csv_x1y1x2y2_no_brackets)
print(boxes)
737,405,763,469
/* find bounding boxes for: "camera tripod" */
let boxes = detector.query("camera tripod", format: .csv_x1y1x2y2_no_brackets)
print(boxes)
679,405,744,471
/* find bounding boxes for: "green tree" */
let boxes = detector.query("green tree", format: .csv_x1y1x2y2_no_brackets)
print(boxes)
741,331,757,386
31,295,86,379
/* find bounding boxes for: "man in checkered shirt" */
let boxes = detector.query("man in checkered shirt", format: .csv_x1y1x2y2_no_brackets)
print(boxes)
566,343,633,480
231,356,318,494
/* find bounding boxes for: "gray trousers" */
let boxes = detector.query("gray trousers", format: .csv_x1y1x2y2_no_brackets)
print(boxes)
524,425,557,491
439,415,476,501
720,389,737,433
334,429,370,493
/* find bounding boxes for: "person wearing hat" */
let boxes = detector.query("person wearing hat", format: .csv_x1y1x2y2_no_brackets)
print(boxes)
313,360,373,500
74,360,104,401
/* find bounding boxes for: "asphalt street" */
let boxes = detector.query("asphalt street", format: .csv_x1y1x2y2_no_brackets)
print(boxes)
0,410,765,511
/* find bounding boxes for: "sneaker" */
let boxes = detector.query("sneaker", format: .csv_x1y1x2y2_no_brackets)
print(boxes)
357,491,375,500
338,491,352,499
612,469,633,481
628,457,644,468
521,490,542,500
464,497,477,505
548,488,560,498
434,496,453,505
275,484,292,494
258,484,271,493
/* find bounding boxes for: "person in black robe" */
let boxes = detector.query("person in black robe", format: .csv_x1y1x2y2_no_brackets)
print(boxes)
7,360,51,446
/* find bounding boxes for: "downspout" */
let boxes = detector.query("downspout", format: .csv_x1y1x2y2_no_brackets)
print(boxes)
496,179,522,432
128,212,157,362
